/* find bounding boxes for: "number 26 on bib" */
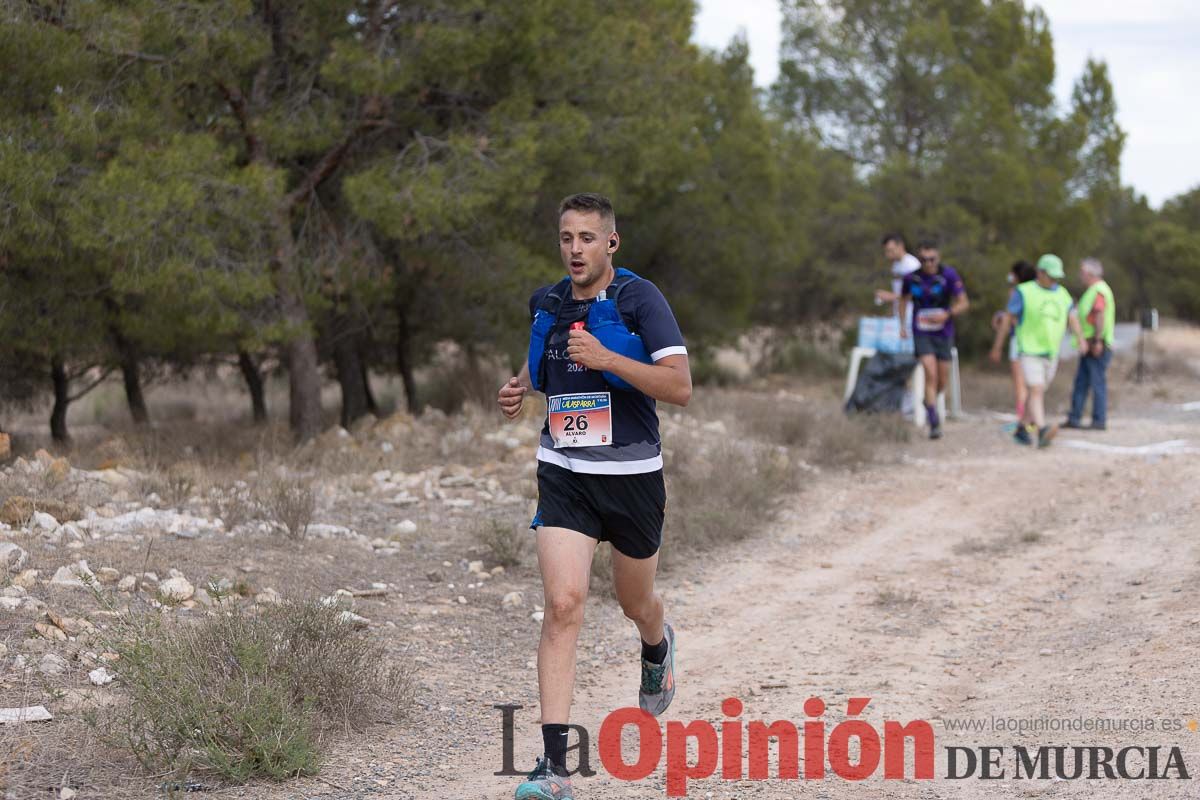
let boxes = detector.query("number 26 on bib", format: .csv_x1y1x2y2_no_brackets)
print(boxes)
548,392,613,448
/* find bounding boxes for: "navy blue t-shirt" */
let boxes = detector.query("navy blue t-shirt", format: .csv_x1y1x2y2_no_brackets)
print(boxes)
529,274,686,475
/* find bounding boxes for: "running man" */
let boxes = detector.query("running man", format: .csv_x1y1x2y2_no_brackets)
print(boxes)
497,193,691,800
989,253,1086,448
875,232,921,321
898,239,969,439
1064,258,1116,430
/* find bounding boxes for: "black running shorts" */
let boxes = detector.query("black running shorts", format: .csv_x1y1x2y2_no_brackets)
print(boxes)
913,334,954,361
531,461,666,559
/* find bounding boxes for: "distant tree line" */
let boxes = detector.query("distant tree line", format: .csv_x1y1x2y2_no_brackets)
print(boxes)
1,0,1195,441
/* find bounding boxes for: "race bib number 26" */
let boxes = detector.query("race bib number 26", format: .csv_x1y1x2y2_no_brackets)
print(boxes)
548,392,613,448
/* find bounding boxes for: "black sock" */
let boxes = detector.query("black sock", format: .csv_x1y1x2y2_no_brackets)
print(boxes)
642,635,668,665
541,723,569,776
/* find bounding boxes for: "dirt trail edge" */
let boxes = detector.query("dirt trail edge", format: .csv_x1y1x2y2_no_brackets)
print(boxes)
252,401,1199,800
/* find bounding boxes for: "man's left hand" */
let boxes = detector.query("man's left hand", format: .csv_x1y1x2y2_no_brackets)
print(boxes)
567,328,613,371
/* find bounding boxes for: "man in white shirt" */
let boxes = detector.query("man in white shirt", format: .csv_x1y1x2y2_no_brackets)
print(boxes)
875,232,920,318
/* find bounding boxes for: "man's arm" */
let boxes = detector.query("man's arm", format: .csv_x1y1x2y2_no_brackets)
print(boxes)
898,295,910,338
497,361,531,420
989,313,1013,363
566,330,691,406
950,291,969,317
1068,308,1087,351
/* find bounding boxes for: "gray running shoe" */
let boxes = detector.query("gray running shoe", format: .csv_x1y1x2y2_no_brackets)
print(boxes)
1037,424,1058,449
639,622,676,716
515,756,573,800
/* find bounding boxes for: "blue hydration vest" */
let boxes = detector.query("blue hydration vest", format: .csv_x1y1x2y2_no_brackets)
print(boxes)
528,268,653,393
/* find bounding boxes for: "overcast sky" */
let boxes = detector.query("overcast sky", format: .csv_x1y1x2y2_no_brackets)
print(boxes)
693,0,1200,207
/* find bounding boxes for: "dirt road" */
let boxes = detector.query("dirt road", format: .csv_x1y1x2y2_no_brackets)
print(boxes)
233,360,1198,800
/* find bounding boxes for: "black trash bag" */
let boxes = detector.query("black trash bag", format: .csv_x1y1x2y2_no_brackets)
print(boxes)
844,352,916,414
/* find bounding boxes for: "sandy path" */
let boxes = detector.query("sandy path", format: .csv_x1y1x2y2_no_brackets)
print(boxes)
236,356,1200,800
398,405,1200,800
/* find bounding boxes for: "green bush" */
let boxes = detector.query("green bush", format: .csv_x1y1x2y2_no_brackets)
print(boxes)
98,600,414,784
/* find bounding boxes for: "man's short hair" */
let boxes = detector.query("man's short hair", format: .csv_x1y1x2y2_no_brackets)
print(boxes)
1012,260,1037,283
915,238,939,252
881,232,906,247
1081,257,1104,277
558,193,615,231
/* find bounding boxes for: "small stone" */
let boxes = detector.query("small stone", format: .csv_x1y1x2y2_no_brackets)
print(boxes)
88,667,115,686
467,560,485,574
38,653,69,676
32,511,58,531
395,519,418,535
50,560,96,590
157,576,195,602
457,595,468,605
338,611,371,630
34,620,67,641
60,787,77,800
0,542,28,570
531,611,545,623
97,567,120,584
117,575,137,592
425,571,443,582
489,565,505,576
12,569,38,590
255,588,281,605
1038,648,1053,656
0,597,23,611
193,587,214,607
502,591,524,608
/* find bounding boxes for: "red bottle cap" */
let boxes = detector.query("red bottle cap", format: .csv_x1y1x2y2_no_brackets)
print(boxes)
570,321,586,331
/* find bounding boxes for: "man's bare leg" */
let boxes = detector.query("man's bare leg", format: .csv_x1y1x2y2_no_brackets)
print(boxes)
611,548,663,647
536,527,596,725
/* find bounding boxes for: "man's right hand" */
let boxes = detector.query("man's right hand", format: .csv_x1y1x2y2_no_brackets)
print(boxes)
498,377,527,420
988,347,1002,364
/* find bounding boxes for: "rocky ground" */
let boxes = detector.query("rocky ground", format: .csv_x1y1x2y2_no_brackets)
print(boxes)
1,328,1199,799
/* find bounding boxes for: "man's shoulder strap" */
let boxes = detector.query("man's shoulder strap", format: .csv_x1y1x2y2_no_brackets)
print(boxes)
536,277,574,312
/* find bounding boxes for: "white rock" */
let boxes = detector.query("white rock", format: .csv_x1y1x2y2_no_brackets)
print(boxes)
39,653,68,676
60,523,85,542
97,567,120,583
50,560,96,589
457,595,468,605
167,568,185,579
88,667,115,686
380,441,395,453
12,569,39,589
502,591,524,608
0,597,22,611
157,576,195,602
60,787,77,800
32,511,59,531
255,588,281,605
395,519,418,535
0,542,28,570
1,586,25,598
490,565,506,576
467,560,485,574
531,611,545,623
338,611,370,629
117,575,137,592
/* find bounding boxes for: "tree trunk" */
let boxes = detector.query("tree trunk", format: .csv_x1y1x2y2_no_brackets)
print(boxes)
394,289,420,414
50,356,71,443
237,349,268,424
332,314,369,429
113,333,149,425
271,211,323,441
360,349,379,416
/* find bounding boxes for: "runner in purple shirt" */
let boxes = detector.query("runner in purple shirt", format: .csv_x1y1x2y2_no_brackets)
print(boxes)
899,239,969,438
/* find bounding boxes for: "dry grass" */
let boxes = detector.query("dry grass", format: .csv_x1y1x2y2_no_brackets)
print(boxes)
663,441,798,566
474,518,529,569
262,476,316,540
90,600,415,785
